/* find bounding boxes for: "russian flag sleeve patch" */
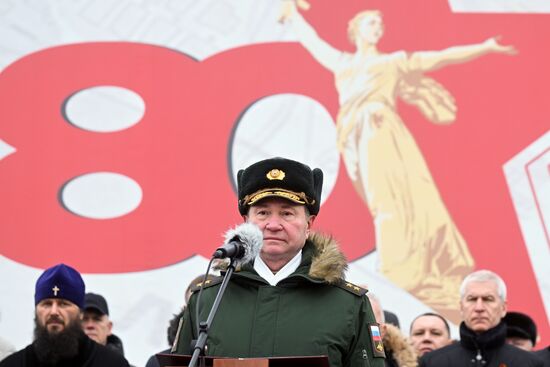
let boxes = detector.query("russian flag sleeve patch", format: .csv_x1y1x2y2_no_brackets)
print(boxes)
368,324,386,358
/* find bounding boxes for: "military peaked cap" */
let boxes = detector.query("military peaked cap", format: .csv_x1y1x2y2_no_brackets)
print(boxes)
237,157,323,215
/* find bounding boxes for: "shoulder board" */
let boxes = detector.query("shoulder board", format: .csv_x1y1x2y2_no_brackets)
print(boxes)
189,276,223,293
334,279,368,296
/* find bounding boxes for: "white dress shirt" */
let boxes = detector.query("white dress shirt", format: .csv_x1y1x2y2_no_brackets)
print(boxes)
253,250,302,286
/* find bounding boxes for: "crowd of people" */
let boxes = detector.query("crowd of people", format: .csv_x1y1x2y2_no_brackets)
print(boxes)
0,157,548,367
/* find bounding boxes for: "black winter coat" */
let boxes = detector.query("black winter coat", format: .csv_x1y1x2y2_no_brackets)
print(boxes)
0,334,129,367
419,322,542,367
106,334,125,357
534,347,550,367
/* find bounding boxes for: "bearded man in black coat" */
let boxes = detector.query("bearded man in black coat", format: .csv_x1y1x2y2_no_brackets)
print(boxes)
0,263,129,367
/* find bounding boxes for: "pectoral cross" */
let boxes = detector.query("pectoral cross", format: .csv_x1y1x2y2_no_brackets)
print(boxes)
52,285,60,296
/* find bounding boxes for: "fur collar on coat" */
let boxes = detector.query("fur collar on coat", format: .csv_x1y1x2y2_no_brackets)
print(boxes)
383,323,418,367
306,232,348,284
222,231,349,284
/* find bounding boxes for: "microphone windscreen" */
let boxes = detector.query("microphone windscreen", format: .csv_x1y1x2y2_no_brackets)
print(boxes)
223,223,263,265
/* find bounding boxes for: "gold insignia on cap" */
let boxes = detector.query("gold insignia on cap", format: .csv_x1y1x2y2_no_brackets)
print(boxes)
52,285,60,296
266,169,285,180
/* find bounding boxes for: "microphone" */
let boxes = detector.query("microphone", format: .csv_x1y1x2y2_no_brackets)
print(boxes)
212,223,263,265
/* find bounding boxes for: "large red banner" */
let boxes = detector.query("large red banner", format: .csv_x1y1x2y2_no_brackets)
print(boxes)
0,0,548,364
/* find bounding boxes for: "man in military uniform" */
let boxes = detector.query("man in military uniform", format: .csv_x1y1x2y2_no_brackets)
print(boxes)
173,157,385,367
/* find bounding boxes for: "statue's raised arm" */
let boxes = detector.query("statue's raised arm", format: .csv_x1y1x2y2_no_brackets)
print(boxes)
409,36,517,72
279,0,343,72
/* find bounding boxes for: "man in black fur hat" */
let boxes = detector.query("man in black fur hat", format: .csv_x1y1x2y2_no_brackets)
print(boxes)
173,157,385,367
503,311,538,351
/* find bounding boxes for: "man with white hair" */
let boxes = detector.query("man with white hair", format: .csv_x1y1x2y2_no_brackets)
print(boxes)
420,270,542,366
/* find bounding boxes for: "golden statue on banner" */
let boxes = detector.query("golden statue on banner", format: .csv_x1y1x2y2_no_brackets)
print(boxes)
280,1,516,322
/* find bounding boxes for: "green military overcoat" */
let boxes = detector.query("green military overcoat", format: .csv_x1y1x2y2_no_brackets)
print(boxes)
174,233,385,367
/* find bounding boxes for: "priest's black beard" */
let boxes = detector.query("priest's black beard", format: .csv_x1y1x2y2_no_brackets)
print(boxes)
33,316,84,365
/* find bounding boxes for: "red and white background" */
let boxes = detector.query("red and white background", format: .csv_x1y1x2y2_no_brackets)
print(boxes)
0,0,548,365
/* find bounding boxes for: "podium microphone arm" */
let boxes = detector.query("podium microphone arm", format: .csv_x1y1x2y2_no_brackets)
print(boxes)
188,260,236,367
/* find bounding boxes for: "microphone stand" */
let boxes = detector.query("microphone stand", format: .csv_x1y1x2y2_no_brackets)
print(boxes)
188,258,236,367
